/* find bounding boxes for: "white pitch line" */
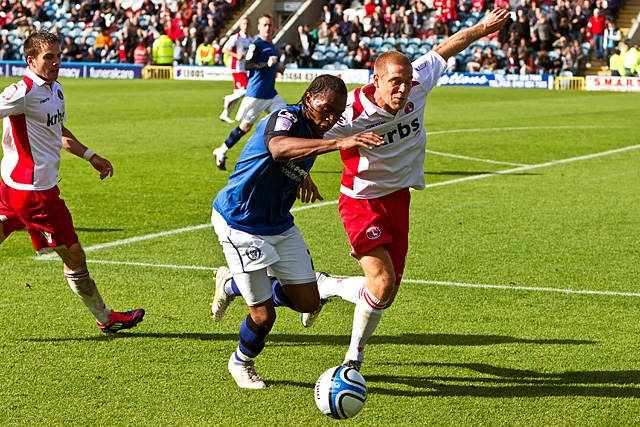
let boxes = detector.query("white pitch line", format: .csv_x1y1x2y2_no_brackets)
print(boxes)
425,125,628,136
423,143,640,189
426,149,529,167
79,260,216,270
31,255,640,299
35,136,640,259
403,279,640,298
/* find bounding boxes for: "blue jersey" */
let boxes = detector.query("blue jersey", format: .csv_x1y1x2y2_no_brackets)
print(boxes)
214,105,316,235
244,37,279,99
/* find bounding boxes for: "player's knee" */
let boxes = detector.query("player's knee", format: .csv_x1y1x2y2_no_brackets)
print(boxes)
250,310,276,330
370,273,396,298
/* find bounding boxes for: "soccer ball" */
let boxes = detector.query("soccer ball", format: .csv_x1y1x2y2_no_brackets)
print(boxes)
314,365,367,419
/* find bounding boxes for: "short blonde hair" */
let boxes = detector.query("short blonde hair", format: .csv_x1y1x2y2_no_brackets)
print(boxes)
374,50,411,77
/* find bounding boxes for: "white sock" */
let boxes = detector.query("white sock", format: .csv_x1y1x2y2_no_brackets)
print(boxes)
65,264,111,325
344,287,387,363
318,275,366,304
233,346,254,365
217,143,229,153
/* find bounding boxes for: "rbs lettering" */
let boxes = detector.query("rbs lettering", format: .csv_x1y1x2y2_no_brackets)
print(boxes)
382,118,420,145
46,109,65,126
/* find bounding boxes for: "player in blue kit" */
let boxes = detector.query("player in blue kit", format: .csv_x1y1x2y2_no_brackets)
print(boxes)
210,74,383,389
213,14,286,170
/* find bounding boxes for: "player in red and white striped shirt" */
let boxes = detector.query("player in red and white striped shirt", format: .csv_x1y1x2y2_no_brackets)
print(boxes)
0,30,144,334
304,9,511,371
219,18,254,124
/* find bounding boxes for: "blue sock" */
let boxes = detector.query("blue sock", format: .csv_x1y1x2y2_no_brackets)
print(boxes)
271,280,294,308
225,126,246,149
237,314,271,359
224,278,241,297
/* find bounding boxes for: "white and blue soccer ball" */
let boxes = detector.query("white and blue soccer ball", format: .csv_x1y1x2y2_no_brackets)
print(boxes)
314,365,367,419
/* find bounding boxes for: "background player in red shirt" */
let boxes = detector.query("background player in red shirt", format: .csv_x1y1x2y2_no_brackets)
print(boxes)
0,31,145,334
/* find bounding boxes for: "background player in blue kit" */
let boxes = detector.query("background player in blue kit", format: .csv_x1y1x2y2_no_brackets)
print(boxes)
210,74,383,389
213,14,286,171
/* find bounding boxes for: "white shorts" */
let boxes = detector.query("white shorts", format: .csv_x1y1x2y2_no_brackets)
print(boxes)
211,208,316,305
237,94,287,125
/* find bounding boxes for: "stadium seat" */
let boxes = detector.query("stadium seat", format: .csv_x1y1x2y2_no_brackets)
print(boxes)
396,38,408,47
384,36,396,45
314,43,327,53
371,37,383,48
359,36,370,46
311,51,326,67
342,55,353,66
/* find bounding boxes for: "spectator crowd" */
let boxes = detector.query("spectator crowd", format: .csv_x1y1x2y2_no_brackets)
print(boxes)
0,0,637,76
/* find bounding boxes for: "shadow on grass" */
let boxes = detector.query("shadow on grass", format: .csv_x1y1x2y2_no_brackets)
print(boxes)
361,362,640,398
271,363,640,398
21,332,594,347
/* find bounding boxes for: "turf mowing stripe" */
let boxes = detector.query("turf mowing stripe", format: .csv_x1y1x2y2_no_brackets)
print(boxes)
425,149,530,167
35,139,640,259
32,255,640,298
423,143,640,189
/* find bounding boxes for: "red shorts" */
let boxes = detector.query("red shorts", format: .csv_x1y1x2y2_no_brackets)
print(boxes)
338,188,410,285
233,72,248,90
0,181,78,253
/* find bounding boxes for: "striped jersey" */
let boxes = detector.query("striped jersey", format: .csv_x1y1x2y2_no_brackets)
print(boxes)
324,51,446,199
223,31,254,72
0,69,66,191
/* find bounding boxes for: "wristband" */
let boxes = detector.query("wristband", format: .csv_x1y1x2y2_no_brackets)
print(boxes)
83,148,96,161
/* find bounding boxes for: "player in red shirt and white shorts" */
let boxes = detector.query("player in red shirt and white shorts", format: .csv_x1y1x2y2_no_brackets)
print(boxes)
219,17,254,124
301,9,511,371
0,30,145,334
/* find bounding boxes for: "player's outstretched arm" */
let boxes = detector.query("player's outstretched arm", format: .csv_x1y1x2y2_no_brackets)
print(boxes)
269,131,384,163
434,8,511,61
61,125,114,180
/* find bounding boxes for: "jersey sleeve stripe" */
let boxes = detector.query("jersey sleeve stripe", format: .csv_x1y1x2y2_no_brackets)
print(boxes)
8,114,35,185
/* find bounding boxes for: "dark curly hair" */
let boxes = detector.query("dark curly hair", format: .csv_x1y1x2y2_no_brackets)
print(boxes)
299,74,347,112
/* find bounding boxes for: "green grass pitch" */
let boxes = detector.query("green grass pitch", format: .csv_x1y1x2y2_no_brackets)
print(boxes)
0,77,639,426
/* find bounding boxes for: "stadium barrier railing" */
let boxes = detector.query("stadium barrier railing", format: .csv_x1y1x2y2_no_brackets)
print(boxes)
554,76,586,91
142,66,174,79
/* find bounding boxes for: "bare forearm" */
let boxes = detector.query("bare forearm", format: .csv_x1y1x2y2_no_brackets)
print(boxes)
61,125,90,158
435,8,510,60
269,137,339,162
435,24,489,61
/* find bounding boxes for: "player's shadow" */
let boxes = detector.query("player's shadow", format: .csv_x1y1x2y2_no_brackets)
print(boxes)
272,363,640,399
22,332,594,348
363,362,640,399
